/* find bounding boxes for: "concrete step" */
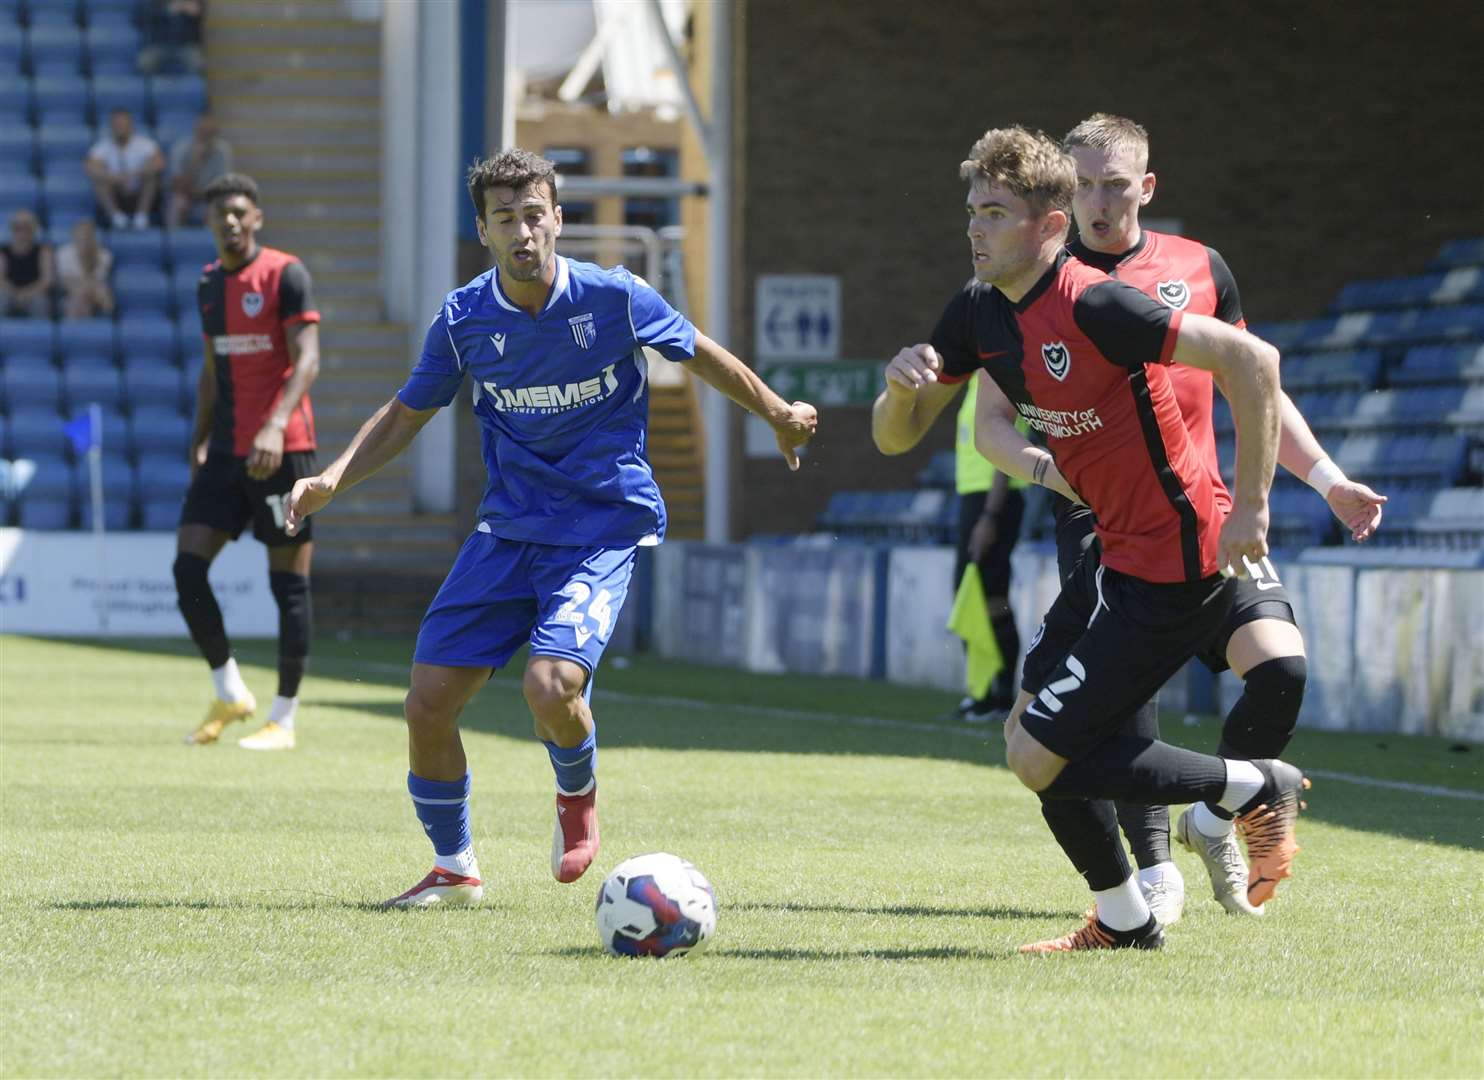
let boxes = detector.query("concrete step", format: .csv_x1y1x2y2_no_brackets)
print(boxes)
319,297,384,323
260,198,378,222
260,222,379,250
316,322,409,352
214,73,382,99
207,43,379,73
208,19,380,49
233,147,379,174
224,123,379,150
214,96,379,125
300,250,381,275
242,173,379,201
210,0,357,18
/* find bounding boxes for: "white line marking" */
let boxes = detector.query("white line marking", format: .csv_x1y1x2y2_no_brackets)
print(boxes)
343,660,1483,801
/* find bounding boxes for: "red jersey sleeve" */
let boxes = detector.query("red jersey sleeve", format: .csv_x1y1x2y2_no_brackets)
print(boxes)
278,259,320,326
1072,279,1183,369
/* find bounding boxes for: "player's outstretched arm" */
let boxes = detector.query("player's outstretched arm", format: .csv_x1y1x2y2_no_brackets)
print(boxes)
971,371,1083,504
871,344,962,455
1275,389,1387,542
284,396,438,536
1173,314,1280,571
687,332,818,470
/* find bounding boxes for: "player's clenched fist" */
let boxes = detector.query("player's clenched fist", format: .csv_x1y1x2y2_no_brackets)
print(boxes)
884,344,944,393
1217,502,1270,579
774,400,818,471
284,474,336,537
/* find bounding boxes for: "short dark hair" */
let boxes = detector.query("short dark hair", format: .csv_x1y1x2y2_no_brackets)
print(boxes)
466,148,558,217
203,172,261,208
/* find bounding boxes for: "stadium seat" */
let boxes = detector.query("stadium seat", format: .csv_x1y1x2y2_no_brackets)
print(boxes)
57,318,116,362
84,22,141,71
6,409,69,457
136,452,189,499
1391,343,1484,386
0,318,57,361
27,6,80,29
117,313,177,362
31,74,91,123
0,173,41,210
107,226,166,270
0,122,36,171
1279,349,1382,392
140,496,180,530
71,450,134,499
37,124,96,170
1,363,62,410
41,172,95,219
62,359,123,410
16,493,74,529
153,111,194,154
1412,487,1484,549
91,73,147,119
1333,274,1446,313
114,267,172,314
1409,303,1484,342
121,360,183,409
178,329,203,368
166,227,215,272
81,0,144,20
128,403,189,455
0,411,8,456
1434,266,1484,305
26,26,85,76
1430,237,1484,271
149,74,206,116
171,264,200,302
915,449,956,490
0,26,23,71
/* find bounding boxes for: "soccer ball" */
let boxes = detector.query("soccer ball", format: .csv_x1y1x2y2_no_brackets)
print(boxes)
594,852,716,958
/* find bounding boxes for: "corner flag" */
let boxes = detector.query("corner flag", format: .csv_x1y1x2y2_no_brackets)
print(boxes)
946,565,1002,699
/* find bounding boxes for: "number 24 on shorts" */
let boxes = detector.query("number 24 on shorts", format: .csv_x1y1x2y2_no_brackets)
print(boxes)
555,581,613,641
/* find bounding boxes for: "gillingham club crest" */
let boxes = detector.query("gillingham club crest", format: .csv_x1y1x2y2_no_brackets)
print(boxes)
1041,341,1071,381
568,312,597,349
1156,279,1191,310
242,291,264,318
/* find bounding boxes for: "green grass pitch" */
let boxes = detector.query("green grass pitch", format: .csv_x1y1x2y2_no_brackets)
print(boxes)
2,634,1481,1077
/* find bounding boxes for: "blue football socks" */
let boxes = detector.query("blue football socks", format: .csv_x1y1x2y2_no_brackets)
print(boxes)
407,771,472,858
544,730,597,796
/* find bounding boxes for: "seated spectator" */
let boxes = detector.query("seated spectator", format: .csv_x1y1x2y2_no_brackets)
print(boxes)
137,0,206,76
85,109,166,231
167,114,233,228
57,220,116,319
0,210,55,318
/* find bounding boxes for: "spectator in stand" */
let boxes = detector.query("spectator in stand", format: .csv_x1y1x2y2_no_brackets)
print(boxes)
57,220,116,319
85,108,166,231
138,0,206,76
0,210,55,318
168,113,234,228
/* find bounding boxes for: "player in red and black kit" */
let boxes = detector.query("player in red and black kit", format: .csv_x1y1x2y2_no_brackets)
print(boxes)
873,126,1309,953
178,173,321,752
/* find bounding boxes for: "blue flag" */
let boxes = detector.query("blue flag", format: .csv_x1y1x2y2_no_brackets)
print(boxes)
63,409,100,454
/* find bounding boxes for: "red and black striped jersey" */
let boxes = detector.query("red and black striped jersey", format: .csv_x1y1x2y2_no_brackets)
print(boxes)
1070,231,1245,513
932,252,1227,584
197,245,320,457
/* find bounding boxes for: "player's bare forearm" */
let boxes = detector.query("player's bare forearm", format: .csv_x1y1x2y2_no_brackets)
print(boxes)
1274,390,1329,480
688,333,793,425
267,322,321,432
1174,315,1279,509
321,397,435,496
872,344,960,454
972,372,1080,503
189,347,217,453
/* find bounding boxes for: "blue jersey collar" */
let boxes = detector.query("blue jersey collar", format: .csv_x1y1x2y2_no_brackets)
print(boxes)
490,254,570,316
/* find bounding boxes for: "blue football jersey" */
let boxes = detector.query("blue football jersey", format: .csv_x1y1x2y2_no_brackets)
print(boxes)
397,256,697,547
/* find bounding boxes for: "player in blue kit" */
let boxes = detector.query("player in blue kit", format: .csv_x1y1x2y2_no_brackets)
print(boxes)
285,149,818,906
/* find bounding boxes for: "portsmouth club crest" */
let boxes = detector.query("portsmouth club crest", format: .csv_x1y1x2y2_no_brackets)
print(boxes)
568,312,597,350
241,291,264,318
1156,279,1191,310
1041,341,1071,381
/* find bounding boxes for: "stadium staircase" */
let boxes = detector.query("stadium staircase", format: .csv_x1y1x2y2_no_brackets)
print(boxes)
647,368,704,538
206,0,458,630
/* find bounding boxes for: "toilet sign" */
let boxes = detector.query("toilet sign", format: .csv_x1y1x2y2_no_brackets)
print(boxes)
754,275,841,361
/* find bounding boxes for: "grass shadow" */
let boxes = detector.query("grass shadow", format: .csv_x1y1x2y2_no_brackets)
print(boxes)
729,900,1077,920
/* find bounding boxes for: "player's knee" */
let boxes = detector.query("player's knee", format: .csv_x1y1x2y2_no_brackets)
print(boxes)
1243,654,1307,735
172,552,211,609
522,660,584,719
269,571,312,658
1005,727,1055,791
403,685,458,736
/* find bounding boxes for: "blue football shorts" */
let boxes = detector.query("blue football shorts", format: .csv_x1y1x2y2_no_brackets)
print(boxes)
414,525,638,677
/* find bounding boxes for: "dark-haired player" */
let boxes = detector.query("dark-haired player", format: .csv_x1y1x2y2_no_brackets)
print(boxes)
285,149,817,907
178,172,320,752
874,127,1309,952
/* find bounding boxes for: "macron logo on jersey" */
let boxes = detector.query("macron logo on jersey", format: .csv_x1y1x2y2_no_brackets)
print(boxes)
490,333,507,355
482,362,621,414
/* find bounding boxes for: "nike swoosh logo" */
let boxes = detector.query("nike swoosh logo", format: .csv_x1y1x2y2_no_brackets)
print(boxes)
1024,702,1052,722
977,349,1008,360
434,875,450,884
1254,579,1283,591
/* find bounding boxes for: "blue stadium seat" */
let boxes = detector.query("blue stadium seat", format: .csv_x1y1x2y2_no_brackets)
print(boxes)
179,328,202,368
149,74,206,116
91,73,147,119
1267,483,1332,549
37,124,96,169
6,409,69,457
0,411,8,456
153,111,194,153
57,318,116,362
1448,385,1484,431
16,476,74,527
114,267,172,314
31,72,90,116
128,403,188,455
1279,349,1382,392
62,359,123,410
0,173,41,210
107,226,165,269
1433,266,1484,305
0,123,35,171
1391,343,1484,386
89,405,128,455
0,318,57,361
0,26,24,70
1409,303,1484,342
26,25,85,74
81,0,144,21
117,313,177,362
2,362,62,410
166,227,214,272
27,7,80,29
72,449,134,497
79,493,132,529
140,496,180,530
41,172,94,218
122,360,182,409
1430,237,1484,271
136,452,189,499
84,22,140,71
1412,487,1484,549
1333,274,1447,313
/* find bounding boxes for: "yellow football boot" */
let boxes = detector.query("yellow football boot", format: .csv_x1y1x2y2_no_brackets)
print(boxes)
185,693,257,746
238,721,296,751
